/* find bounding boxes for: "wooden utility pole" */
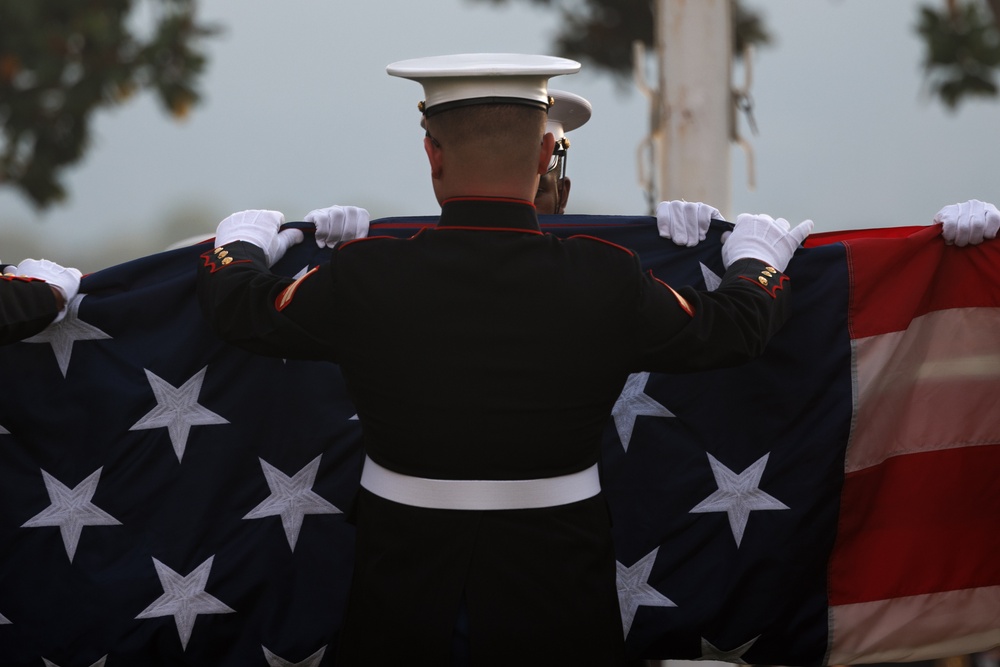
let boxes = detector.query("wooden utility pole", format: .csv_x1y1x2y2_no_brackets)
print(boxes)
643,0,734,217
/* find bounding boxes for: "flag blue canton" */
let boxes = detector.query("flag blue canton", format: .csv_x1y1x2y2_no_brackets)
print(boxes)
0,235,360,666
601,222,852,664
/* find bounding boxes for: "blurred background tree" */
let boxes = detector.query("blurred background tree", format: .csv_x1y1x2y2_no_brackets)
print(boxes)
466,0,771,82
468,0,999,109
918,0,1000,109
0,0,218,209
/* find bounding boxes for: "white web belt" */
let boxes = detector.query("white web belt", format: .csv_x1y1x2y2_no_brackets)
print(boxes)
360,455,601,510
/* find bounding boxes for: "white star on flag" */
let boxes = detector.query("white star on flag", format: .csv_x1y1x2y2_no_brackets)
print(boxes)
21,468,121,562
701,635,758,663
701,262,722,291
690,452,789,547
612,372,675,451
129,367,228,462
23,295,112,377
43,657,106,667
263,645,327,667
243,456,342,551
0,611,10,624
135,555,235,650
616,547,676,638
0,423,8,434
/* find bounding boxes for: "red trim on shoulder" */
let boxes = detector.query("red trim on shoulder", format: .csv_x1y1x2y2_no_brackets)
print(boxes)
433,226,543,235
738,272,789,298
337,234,401,251
276,267,319,312
648,271,695,317
443,196,535,207
199,249,252,274
566,234,636,256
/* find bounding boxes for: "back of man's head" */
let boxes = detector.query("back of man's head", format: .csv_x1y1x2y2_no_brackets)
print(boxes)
388,53,580,202
432,105,545,173
425,104,548,198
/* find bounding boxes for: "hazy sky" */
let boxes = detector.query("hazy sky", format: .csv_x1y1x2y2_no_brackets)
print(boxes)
1,0,997,268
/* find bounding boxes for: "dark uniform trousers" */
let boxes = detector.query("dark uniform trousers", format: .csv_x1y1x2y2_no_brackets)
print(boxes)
197,198,793,666
340,490,623,665
0,275,60,345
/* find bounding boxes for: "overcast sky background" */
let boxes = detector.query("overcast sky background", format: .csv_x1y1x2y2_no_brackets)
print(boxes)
1,0,997,271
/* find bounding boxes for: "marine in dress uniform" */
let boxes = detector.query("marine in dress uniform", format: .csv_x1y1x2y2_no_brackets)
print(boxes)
0,259,81,345
196,53,813,666
535,88,590,215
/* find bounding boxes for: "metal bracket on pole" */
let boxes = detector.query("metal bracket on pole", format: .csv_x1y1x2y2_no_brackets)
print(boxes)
732,44,758,191
633,40,661,214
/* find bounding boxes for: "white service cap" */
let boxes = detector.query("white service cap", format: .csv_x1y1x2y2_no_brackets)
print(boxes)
546,89,592,143
387,53,581,117
545,89,592,173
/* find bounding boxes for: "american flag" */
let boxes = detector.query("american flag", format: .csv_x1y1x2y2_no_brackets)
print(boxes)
0,216,996,666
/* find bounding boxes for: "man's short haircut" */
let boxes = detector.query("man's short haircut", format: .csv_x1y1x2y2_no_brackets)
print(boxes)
428,104,547,172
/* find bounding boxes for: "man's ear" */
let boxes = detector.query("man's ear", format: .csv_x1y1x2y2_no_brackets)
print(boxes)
424,136,444,179
537,132,557,176
556,177,571,215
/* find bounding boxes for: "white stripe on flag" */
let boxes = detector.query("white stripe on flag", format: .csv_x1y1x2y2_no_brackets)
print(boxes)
848,306,1000,473
829,585,1000,664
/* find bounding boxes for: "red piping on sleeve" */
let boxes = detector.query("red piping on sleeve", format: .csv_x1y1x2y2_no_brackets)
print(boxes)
199,250,251,274
276,267,319,312
737,273,788,298
649,271,695,317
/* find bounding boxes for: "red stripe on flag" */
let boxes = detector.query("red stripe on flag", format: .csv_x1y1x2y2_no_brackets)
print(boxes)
829,444,1000,605
844,227,1000,339
803,225,927,247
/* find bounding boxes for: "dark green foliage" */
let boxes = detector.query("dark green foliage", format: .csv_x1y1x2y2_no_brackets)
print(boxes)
0,0,219,208
917,1,1000,110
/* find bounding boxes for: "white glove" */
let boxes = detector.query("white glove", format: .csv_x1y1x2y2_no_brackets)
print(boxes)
214,209,304,267
655,200,722,247
16,258,83,323
304,205,370,249
721,213,814,272
935,199,1000,247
